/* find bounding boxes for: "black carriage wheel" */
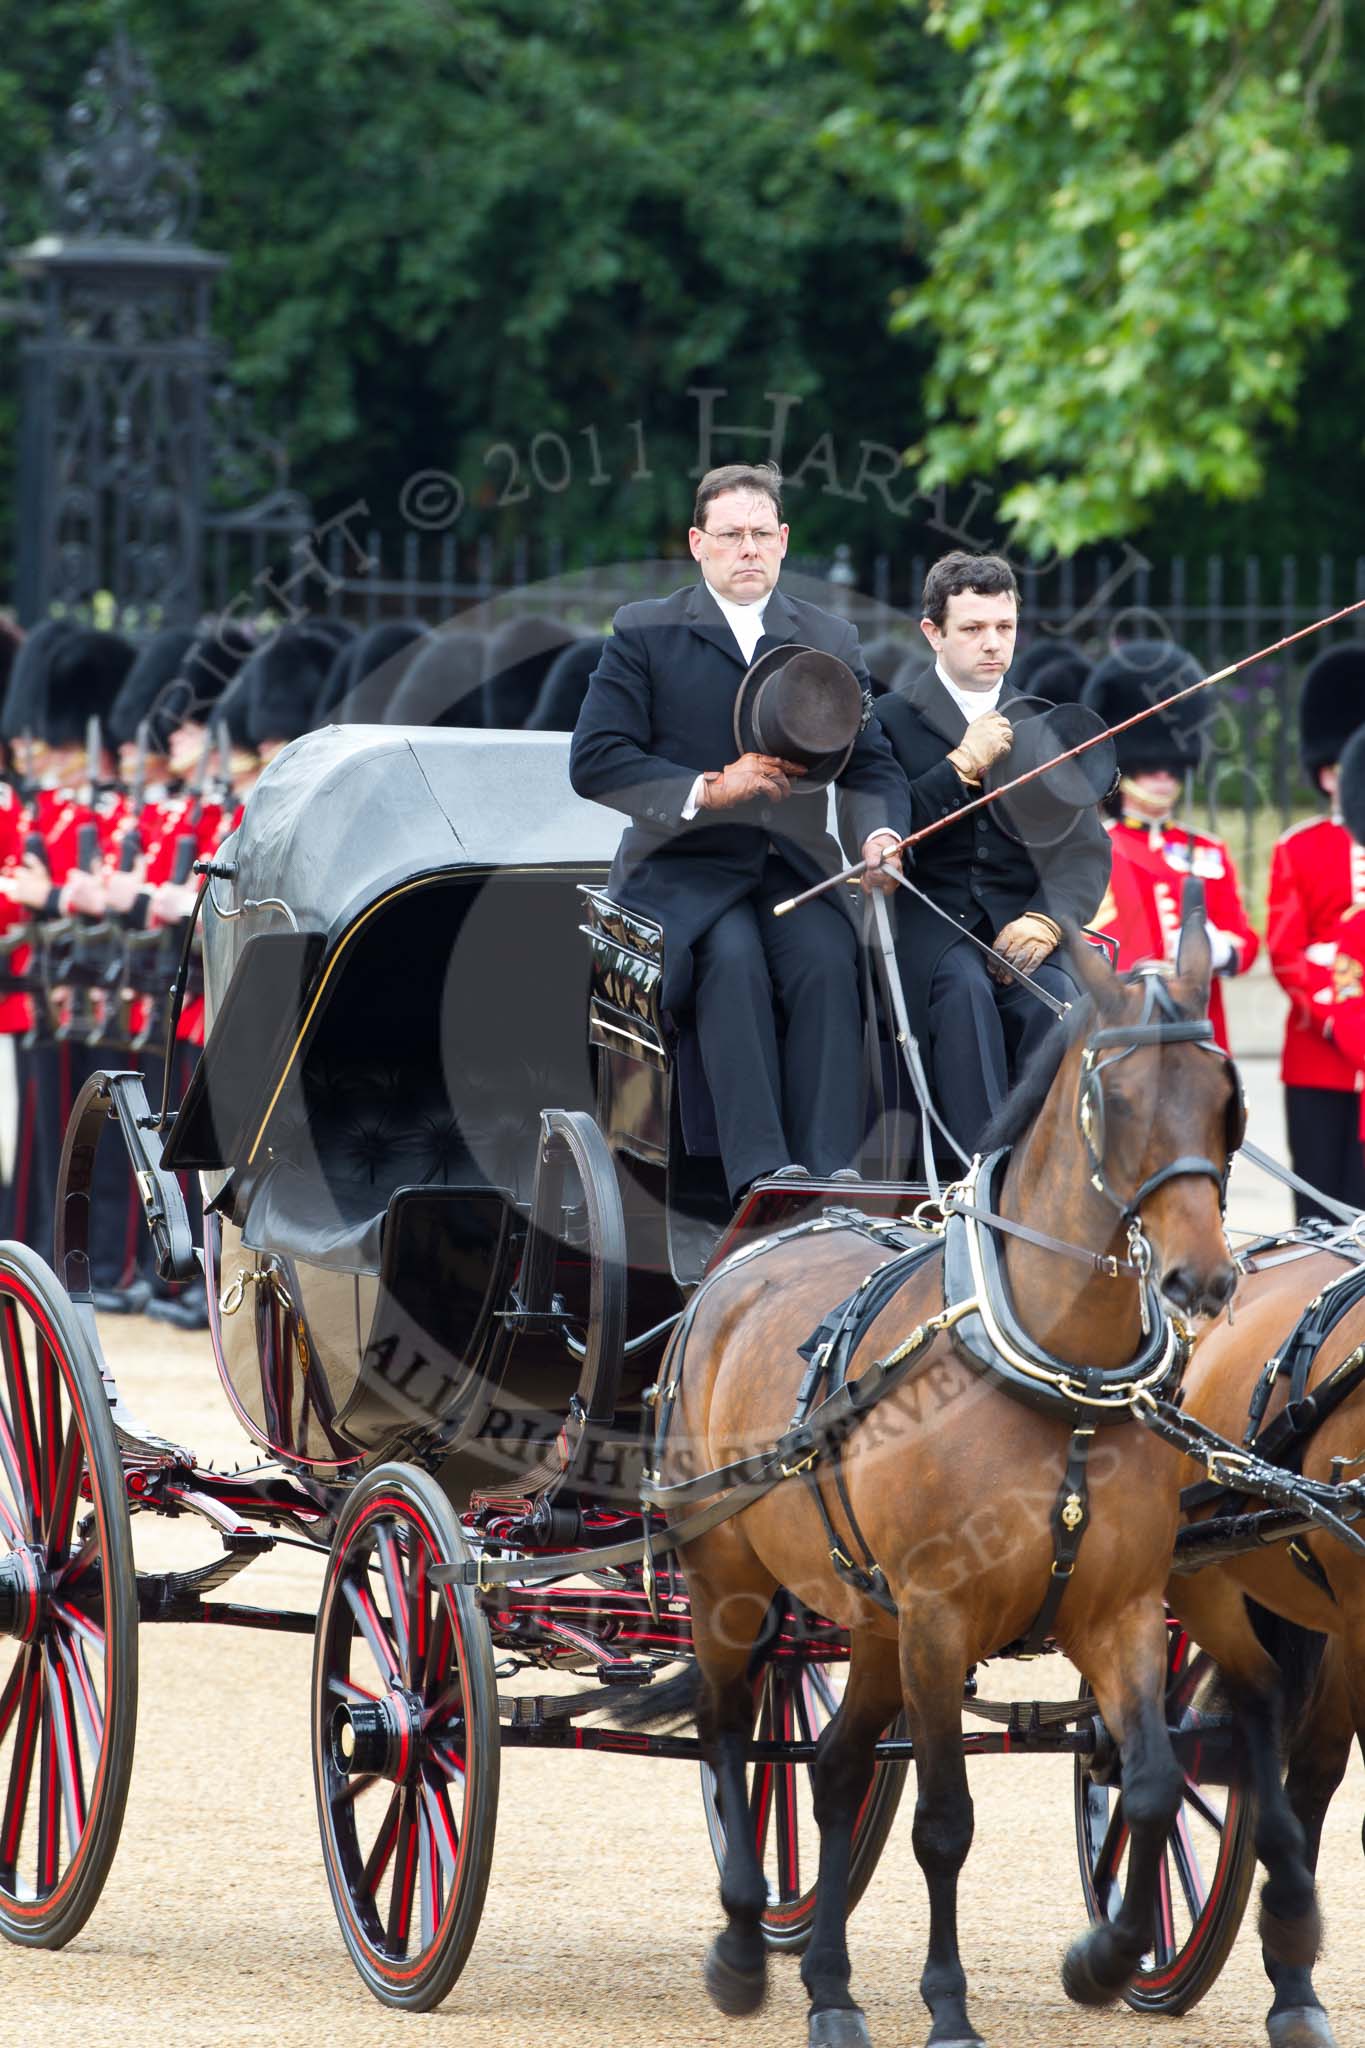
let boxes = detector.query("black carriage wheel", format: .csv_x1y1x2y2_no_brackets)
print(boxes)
312,1461,499,2011
701,1658,907,1954
1074,1622,1257,2014
0,1244,137,1948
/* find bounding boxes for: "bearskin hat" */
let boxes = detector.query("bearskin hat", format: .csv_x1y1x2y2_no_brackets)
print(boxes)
176,621,257,727
526,636,604,732
1339,723,1365,848
1,618,75,742
305,615,358,650
386,631,486,729
861,634,916,699
109,626,196,749
482,615,575,730
243,623,337,746
43,629,137,747
1299,641,1365,792
1083,639,1206,775
0,620,21,705
316,620,428,723
207,647,269,753
1010,635,1092,708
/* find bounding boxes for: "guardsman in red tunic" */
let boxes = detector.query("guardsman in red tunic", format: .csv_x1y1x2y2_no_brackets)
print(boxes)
1266,644,1365,1219
1084,640,1258,1052
1321,726,1365,1152
10,629,136,1283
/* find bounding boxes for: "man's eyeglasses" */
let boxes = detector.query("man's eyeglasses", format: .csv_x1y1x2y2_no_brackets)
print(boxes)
702,526,782,550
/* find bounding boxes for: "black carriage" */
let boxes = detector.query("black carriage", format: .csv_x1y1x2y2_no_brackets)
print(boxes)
0,724,1311,2014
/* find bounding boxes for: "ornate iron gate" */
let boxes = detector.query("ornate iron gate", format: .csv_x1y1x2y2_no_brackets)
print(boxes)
5,32,310,628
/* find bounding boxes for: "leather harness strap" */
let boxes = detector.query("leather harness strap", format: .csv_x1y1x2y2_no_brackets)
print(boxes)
941,1189,1138,1278
1004,1427,1096,1659
1180,1252,1365,1600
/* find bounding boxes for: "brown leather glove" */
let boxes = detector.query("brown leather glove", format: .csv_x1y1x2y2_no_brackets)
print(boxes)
947,710,1014,786
698,753,806,810
990,912,1062,982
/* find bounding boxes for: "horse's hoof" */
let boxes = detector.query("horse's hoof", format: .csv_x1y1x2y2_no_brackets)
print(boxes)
1260,1900,1323,1971
1268,2008,1339,2048
1060,1933,1125,2009
703,1938,767,2017
809,2009,872,2048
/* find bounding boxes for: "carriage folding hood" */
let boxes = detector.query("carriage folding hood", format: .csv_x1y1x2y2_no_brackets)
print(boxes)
201,724,621,1009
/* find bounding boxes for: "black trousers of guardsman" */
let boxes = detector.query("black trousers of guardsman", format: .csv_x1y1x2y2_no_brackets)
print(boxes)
691,849,863,1201
1285,1084,1365,1224
927,931,1076,1158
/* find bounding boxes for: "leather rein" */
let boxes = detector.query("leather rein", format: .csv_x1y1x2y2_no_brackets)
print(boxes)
947,968,1244,1283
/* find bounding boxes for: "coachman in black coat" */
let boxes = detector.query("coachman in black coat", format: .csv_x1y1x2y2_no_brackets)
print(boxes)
869,665,1111,1157
570,581,912,1199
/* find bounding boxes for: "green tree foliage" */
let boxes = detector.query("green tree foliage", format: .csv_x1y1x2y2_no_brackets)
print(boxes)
753,0,1353,557
0,0,925,586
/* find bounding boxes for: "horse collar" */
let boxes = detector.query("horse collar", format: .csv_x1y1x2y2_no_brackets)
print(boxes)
942,1151,1185,1421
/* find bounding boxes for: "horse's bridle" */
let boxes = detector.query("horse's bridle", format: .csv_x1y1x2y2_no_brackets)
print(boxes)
1076,970,1248,1223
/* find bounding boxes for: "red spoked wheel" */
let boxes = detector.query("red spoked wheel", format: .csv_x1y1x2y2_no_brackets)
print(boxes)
1074,1623,1256,2013
312,1461,499,2011
0,1244,137,1948
701,1657,907,1953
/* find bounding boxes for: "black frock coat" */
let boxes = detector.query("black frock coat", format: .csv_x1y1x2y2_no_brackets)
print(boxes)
862,666,1111,1045
569,581,912,1013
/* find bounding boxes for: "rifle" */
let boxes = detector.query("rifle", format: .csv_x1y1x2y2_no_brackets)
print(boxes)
128,827,198,1053
210,717,233,819
1,829,50,1037
90,723,150,1048
16,729,35,805
127,732,213,1053
52,820,103,1042
84,713,102,812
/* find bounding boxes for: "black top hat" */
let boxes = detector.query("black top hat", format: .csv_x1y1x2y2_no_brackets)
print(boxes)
984,693,1117,846
732,644,863,792
1300,641,1365,791
1083,639,1205,775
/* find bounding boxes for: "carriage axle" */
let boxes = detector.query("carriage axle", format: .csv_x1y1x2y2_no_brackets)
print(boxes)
330,1692,425,1781
0,1548,42,1642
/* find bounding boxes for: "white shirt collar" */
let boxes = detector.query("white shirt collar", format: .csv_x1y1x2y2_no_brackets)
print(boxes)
705,579,770,665
934,657,1002,723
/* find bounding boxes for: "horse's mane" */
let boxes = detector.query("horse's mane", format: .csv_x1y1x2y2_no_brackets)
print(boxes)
976,967,1206,1156
977,1000,1091,1154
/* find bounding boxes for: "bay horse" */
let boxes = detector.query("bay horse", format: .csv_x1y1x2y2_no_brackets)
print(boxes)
1170,1225,1365,2048
654,906,1320,2048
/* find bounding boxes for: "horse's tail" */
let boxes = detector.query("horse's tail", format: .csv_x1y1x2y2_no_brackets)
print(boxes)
598,1662,702,1731
1245,1596,1328,1736
597,1591,794,1730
